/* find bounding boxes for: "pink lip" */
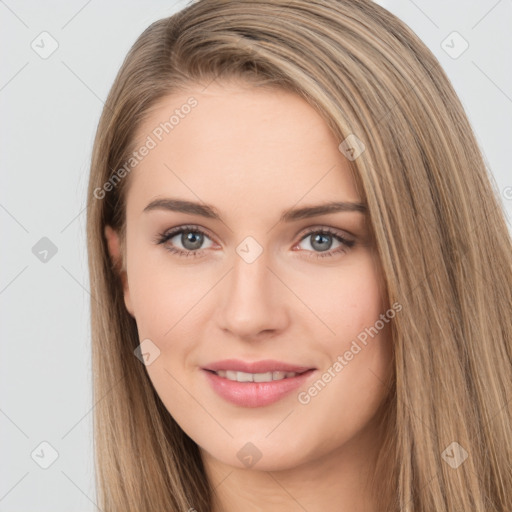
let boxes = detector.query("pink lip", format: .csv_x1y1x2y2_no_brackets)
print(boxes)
203,359,313,374
202,359,316,408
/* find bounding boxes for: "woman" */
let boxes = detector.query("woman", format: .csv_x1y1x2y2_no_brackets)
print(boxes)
86,0,512,510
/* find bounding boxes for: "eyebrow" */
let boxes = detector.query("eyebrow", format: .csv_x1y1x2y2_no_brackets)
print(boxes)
143,198,367,222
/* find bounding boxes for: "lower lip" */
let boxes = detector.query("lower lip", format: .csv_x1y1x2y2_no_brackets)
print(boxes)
202,369,315,408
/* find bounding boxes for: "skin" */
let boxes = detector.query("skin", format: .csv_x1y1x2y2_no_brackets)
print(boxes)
105,81,394,511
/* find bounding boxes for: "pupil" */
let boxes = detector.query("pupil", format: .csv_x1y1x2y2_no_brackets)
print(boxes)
312,233,332,252
183,231,203,250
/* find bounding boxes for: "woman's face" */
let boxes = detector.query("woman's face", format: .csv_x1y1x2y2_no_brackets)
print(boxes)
105,81,394,473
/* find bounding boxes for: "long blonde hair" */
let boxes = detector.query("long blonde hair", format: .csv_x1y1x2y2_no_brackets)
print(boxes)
86,1,512,510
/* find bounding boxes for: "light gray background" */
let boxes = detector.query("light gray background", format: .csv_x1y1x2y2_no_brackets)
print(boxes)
1,1,511,510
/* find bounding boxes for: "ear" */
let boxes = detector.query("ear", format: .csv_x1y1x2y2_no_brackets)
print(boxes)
104,225,134,316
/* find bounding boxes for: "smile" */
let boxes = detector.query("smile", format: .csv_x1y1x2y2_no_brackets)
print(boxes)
203,370,315,407
212,370,301,382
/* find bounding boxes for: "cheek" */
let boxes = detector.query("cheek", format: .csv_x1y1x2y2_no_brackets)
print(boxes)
300,252,386,339
295,254,392,419
126,245,209,339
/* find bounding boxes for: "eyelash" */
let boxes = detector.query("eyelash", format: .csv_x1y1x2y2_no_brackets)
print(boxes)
154,224,355,260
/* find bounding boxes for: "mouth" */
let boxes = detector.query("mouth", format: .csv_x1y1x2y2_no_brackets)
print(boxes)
202,359,316,408
203,358,314,374
206,369,308,382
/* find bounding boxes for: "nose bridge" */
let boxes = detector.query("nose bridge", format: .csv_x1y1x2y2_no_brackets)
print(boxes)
229,243,273,310
232,243,270,296
217,241,287,337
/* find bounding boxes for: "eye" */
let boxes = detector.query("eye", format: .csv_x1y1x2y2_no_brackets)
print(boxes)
154,225,355,259
154,225,215,258
295,227,355,259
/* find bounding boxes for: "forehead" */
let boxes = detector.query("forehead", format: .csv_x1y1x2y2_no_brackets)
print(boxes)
126,82,362,217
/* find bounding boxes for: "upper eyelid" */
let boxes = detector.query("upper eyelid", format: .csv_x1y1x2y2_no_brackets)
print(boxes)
160,224,215,241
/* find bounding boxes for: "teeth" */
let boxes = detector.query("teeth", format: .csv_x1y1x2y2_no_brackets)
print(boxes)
215,370,299,382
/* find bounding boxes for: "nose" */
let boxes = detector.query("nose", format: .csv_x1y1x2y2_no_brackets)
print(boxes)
215,248,290,341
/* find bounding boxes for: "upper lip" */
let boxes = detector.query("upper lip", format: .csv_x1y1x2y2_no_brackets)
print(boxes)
203,359,315,374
